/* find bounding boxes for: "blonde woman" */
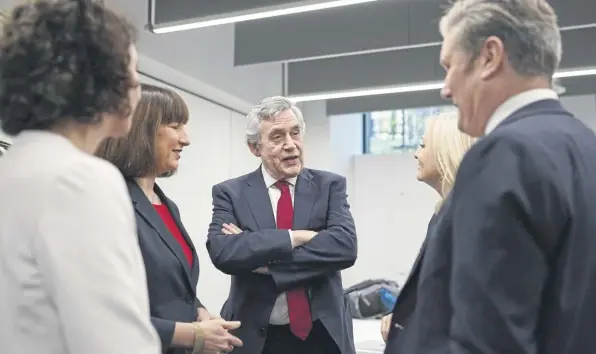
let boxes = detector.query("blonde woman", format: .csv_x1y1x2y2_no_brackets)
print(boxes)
380,112,476,354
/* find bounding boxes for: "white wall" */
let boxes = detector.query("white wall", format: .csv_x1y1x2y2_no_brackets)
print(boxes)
300,101,363,206
329,113,363,207
561,94,596,131
345,152,437,286
299,101,331,170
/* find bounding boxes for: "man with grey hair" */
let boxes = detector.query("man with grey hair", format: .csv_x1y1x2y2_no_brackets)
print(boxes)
207,96,357,354
385,1,596,353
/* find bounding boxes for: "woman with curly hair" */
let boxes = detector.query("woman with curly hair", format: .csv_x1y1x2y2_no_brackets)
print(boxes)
0,1,160,354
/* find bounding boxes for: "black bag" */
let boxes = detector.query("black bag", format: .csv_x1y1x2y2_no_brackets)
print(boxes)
344,279,400,319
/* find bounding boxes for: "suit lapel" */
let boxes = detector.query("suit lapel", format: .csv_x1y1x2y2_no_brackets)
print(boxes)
397,240,427,301
293,169,316,230
127,180,195,293
244,168,277,229
154,185,198,289
404,212,438,283
394,210,440,315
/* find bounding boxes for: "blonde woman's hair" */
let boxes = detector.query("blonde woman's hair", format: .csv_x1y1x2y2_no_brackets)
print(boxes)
425,111,476,209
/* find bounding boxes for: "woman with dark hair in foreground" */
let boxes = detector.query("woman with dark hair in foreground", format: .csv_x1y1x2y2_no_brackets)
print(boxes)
0,1,160,353
97,84,243,354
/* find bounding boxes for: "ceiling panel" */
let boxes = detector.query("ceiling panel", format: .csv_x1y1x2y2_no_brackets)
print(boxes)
287,46,440,94
286,27,596,96
233,0,596,65
234,0,411,66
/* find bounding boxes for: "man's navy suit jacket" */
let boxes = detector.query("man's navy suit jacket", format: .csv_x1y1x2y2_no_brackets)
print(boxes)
206,167,357,354
401,99,596,354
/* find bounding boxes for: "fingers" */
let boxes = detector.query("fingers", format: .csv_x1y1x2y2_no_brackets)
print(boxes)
220,320,241,330
213,333,242,353
252,266,269,274
380,314,391,342
222,223,242,235
214,343,233,353
226,333,243,347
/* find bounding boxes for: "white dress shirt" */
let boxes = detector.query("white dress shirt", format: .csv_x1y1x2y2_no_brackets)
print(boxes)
485,88,559,135
0,131,160,354
261,165,297,325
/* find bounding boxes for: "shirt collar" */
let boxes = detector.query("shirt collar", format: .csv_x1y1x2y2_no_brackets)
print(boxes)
261,164,298,188
484,88,558,135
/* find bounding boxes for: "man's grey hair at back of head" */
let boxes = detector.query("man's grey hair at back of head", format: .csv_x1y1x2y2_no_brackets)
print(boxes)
245,96,306,147
439,0,562,79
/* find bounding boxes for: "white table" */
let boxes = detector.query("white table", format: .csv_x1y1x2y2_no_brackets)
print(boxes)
352,319,385,354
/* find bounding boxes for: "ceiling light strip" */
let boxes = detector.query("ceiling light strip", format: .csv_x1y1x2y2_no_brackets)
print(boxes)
151,0,378,34
289,67,596,102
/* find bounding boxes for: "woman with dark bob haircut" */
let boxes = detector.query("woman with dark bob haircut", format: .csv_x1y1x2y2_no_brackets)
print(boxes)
0,1,161,354
96,84,243,354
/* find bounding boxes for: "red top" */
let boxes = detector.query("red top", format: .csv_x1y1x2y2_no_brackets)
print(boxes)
153,204,193,267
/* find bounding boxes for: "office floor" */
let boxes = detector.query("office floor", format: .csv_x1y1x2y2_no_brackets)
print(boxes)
353,319,385,354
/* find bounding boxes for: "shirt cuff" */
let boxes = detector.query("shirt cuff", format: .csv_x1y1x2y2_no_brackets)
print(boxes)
288,230,295,248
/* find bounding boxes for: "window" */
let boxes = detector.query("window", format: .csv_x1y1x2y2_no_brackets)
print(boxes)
363,105,456,154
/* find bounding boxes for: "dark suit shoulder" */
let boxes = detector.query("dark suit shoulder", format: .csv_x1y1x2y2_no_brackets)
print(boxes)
459,132,527,173
497,112,588,142
464,110,596,183
214,170,257,190
303,168,345,182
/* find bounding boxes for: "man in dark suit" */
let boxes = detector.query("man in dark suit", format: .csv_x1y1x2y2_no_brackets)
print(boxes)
206,96,358,354
391,1,596,353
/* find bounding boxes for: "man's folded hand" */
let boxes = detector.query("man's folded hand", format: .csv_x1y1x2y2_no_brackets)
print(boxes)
221,223,242,235
252,266,270,274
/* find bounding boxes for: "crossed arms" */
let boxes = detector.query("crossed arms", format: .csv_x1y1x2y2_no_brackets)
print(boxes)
206,176,357,290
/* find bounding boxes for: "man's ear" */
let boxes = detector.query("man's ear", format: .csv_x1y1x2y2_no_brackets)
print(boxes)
248,142,261,157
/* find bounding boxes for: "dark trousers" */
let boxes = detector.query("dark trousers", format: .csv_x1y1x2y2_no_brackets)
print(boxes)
261,320,340,354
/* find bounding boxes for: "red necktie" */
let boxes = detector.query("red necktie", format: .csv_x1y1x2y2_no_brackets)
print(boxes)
275,180,312,340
